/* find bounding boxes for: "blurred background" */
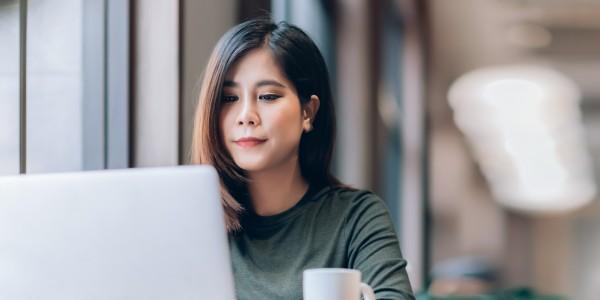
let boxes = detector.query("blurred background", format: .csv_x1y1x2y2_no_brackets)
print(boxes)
1,0,599,298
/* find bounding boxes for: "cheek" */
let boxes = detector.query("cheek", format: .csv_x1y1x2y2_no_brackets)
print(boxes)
267,105,303,140
218,110,235,156
219,107,233,137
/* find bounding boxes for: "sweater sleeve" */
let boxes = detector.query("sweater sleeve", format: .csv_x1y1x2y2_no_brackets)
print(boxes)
344,192,415,300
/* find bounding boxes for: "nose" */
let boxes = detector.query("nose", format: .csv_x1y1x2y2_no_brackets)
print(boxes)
236,95,260,127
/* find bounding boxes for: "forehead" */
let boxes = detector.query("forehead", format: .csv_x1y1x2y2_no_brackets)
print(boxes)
224,47,288,83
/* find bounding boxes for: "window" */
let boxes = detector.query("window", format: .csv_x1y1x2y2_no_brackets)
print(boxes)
0,0,129,175
26,0,88,173
0,0,21,175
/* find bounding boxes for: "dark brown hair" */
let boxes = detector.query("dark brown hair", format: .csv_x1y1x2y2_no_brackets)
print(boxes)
191,18,339,232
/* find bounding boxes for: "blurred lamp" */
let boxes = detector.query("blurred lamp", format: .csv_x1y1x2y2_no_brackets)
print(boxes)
448,64,596,214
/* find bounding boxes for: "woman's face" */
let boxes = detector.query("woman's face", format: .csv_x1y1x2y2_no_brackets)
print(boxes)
219,48,314,173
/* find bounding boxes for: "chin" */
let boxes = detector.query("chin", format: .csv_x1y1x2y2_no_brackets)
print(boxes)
233,158,268,172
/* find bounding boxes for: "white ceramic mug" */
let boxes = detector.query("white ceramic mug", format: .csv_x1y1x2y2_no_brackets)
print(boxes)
303,268,376,300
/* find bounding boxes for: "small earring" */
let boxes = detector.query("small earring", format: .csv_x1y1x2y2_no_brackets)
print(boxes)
305,124,313,132
304,118,312,132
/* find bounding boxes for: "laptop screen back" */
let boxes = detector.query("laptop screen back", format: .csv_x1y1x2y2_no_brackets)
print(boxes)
0,166,235,300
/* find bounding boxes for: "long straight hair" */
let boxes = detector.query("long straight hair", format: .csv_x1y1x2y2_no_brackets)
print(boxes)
191,18,340,232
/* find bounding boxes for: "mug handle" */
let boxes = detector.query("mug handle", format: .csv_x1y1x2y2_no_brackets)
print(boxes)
360,282,376,300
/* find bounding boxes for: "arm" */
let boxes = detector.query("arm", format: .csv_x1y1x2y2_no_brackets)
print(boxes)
344,192,415,300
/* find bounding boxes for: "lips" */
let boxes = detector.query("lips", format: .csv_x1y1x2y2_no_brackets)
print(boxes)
234,137,267,148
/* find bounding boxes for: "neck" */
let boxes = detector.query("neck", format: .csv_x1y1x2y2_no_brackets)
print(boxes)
247,157,308,216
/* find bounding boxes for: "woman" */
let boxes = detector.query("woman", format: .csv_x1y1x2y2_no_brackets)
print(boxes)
191,17,414,300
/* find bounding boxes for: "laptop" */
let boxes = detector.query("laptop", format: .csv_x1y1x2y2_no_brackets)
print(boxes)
0,165,236,300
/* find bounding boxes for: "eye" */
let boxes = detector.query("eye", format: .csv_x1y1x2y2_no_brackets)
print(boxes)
222,95,238,103
258,94,281,101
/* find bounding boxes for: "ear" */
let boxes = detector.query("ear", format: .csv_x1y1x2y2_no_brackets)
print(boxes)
302,95,320,133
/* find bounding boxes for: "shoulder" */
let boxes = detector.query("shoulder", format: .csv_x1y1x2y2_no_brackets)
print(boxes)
315,185,391,223
331,185,386,207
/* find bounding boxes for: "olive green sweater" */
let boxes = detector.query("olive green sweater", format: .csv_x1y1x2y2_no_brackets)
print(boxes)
229,185,415,300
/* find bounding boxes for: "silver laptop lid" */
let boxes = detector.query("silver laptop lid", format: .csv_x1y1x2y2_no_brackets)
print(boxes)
0,165,235,300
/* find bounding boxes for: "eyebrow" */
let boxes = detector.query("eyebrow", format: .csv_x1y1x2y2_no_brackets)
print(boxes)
223,79,287,88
